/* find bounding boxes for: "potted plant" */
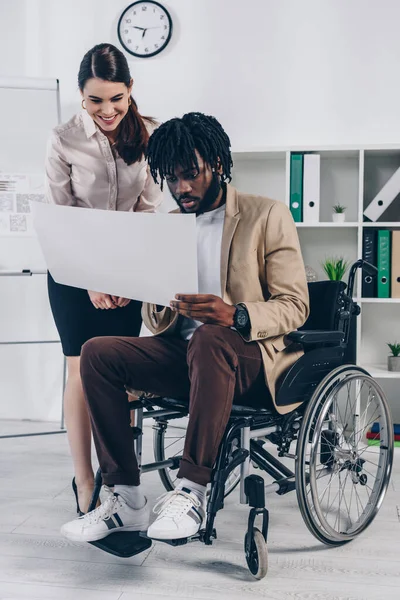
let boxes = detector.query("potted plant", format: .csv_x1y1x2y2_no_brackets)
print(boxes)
322,257,349,281
387,342,400,372
332,203,346,222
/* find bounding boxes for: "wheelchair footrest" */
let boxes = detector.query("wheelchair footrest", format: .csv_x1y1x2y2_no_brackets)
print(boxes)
153,528,217,547
89,531,152,558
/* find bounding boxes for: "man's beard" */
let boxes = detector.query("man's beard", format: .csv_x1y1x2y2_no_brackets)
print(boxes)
176,172,222,215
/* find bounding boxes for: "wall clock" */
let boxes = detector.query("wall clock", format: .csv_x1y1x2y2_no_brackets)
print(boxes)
118,1,173,58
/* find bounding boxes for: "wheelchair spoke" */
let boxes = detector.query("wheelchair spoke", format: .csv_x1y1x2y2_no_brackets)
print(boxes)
164,437,185,451
348,473,355,524
359,455,380,468
316,467,341,506
339,470,353,527
353,482,364,521
333,471,345,531
349,407,381,446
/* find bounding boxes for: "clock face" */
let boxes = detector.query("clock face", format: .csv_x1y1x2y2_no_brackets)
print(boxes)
118,1,173,58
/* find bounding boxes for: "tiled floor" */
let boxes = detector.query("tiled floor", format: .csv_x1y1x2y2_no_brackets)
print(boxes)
0,419,399,599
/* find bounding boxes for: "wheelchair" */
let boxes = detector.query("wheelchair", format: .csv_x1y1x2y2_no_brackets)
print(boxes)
87,259,394,580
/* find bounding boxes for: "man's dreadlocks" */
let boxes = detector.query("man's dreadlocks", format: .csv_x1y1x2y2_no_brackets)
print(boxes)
146,112,233,189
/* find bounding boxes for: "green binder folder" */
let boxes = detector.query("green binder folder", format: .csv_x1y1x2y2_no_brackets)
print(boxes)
290,153,303,222
377,229,391,298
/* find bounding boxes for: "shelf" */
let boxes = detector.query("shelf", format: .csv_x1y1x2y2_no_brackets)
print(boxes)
229,145,400,412
355,298,400,303
362,222,400,227
360,364,400,378
232,150,286,160
296,222,400,228
232,144,400,154
296,222,359,228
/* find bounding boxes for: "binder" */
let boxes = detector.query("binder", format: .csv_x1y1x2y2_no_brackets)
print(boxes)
303,154,320,223
362,229,377,297
391,230,400,298
377,229,391,298
364,166,400,221
289,153,303,222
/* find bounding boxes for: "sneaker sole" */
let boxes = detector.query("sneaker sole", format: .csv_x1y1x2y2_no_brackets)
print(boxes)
147,527,201,540
61,523,149,543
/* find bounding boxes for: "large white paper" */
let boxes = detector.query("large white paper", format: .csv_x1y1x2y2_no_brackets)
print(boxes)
31,202,198,307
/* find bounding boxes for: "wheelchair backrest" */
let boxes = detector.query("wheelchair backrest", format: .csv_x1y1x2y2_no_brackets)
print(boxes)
276,280,350,407
300,280,346,332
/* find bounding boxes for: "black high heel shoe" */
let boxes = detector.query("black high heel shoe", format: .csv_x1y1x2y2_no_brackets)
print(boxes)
72,478,84,516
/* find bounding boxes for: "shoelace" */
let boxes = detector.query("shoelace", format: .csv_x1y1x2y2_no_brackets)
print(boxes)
80,493,122,526
152,489,201,522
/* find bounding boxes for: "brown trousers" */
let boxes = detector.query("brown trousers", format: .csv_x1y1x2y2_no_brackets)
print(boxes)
80,324,271,487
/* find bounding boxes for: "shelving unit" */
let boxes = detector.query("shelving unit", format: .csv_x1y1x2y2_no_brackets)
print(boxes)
231,145,400,420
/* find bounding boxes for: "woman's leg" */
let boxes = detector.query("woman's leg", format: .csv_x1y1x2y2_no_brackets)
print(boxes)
64,356,96,513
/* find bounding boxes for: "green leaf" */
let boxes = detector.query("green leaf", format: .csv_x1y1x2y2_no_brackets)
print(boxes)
333,203,346,213
321,257,349,281
387,342,400,357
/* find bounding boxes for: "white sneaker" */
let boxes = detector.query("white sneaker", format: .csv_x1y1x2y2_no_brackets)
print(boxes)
147,488,206,540
61,492,150,542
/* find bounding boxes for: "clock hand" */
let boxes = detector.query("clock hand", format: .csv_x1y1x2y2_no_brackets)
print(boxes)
142,28,147,38
132,26,146,30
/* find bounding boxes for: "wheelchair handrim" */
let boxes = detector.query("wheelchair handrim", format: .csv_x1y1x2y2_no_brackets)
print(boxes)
296,365,394,544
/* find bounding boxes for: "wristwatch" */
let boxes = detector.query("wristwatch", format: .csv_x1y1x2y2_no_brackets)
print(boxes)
233,304,250,331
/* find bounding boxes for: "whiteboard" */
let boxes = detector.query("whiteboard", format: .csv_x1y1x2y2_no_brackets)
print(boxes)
0,77,61,270
0,77,63,423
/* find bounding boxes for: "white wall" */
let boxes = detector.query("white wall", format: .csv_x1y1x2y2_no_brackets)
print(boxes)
2,0,400,148
1,0,400,421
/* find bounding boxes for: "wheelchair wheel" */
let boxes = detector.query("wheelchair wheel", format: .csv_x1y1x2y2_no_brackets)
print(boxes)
244,527,268,579
296,365,393,546
153,417,241,496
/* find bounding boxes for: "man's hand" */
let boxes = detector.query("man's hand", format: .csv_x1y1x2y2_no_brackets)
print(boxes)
111,296,131,308
170,294,235,327
88,291,117,310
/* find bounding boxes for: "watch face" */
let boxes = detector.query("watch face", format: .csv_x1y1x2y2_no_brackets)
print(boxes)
118,1,172,58
236,309,248,328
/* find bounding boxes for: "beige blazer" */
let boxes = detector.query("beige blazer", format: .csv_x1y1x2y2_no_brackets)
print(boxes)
142,184,310,415
45,110,163,212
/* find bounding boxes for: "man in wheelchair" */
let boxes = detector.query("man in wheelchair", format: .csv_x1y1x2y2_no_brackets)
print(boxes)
60,111,310,543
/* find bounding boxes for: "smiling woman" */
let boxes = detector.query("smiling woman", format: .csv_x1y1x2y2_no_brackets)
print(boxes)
78,43,152,164
44,43,163,515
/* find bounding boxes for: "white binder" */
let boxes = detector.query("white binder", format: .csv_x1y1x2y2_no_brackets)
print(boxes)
303,154,320,223
363,166,400,221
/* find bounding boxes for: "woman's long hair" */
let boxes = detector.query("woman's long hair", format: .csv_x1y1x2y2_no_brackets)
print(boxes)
78,43,155,165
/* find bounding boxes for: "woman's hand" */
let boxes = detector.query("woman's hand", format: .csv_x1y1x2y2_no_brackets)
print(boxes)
111,296,131,308
88,290,117,310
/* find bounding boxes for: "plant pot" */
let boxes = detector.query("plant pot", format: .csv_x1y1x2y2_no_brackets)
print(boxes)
332,213,345,223
388,356,400,371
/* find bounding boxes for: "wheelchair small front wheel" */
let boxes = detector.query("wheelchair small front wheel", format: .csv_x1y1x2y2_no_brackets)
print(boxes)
244,527,268,580
296,365,394,546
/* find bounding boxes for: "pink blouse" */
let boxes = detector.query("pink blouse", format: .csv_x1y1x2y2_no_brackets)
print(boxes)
45,110,163,212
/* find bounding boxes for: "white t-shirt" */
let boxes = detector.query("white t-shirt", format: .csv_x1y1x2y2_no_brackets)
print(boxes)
180,203,226,340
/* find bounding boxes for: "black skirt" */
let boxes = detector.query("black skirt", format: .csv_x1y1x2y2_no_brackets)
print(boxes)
47,272,143,357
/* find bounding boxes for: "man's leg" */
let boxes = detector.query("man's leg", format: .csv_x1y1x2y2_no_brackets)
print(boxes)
179,324,269,485
80,335,189,487
148,324,270,540
61,334,189,542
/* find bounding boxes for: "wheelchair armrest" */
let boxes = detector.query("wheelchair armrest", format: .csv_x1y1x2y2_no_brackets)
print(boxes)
287,330,344,345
